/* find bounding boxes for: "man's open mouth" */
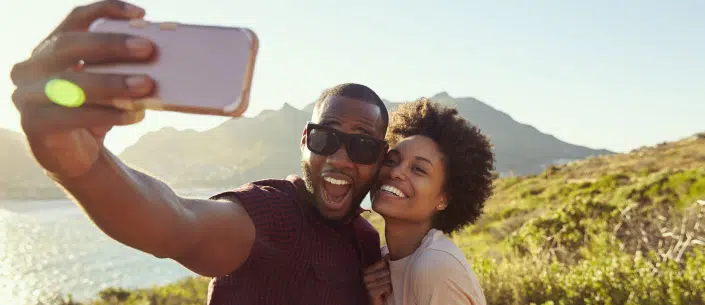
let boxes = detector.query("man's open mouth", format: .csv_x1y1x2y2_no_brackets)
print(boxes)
321,176,352,210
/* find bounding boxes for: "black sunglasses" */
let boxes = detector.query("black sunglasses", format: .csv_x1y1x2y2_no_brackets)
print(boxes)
306,122,388,165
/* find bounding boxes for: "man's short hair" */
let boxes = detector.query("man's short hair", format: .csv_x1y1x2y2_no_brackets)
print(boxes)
313,83,389,130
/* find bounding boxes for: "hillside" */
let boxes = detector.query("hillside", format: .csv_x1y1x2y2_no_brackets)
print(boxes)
1,93,613,199
118,92,611,189
45,132,705,305
0,128,64,199
424,92,613,174
118,102,310,189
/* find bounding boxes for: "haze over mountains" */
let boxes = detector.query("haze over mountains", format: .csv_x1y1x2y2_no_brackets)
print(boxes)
0,128,58,199
1,93,612,199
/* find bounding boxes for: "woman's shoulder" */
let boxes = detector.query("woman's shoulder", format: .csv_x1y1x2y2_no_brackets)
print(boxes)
420,231,470,265
409,238,487,304
410,231,471,276
412,245,470,276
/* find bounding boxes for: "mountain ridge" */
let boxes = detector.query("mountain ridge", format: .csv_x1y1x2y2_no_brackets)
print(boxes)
117,92,612,188
1,92,613,199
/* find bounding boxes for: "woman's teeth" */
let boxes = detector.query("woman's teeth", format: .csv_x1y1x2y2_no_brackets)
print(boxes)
381,185,407,198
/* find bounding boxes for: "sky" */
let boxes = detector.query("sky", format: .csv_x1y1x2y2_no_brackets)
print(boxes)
1,0,704,154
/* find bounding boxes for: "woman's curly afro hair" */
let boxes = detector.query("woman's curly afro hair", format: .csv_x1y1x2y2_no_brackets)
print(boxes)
385,98,495,235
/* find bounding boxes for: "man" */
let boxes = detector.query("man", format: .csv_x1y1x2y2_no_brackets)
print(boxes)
10,1,389,304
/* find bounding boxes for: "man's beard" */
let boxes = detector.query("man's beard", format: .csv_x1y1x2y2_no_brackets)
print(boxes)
300,160,370,222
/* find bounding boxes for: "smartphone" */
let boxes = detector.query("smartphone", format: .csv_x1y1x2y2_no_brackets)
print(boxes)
84,18,259,118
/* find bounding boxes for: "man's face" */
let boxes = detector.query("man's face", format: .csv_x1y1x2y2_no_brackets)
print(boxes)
301,95,386,220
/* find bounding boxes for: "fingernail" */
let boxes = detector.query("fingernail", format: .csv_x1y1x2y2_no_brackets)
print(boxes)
125,110,146,124
138,98,164,110
125,38,152,57
112,98,134,110
123,3,145,18
125,76,149,92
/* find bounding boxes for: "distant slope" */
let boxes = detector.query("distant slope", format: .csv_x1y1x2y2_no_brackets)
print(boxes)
0,128,63,199
119,92,611,188
119,103,310,189
466,131,705,259
2,93,614,199
424,92,612,174
303,92,611,174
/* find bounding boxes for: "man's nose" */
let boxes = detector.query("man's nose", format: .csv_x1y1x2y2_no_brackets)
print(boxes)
326,145,355,169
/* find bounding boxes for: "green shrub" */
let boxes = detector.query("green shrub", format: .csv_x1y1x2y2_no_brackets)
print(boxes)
473,248,705,305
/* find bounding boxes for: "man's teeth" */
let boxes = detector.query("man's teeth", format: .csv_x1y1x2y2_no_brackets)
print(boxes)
324,177,350,185
381,185,407,198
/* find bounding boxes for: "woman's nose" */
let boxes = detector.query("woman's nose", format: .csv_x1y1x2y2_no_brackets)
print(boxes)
388,163,406,180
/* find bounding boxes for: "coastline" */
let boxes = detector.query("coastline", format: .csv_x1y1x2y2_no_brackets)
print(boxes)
0,187,227,202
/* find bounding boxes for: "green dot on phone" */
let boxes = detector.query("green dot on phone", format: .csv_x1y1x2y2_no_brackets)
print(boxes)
44,78,86,108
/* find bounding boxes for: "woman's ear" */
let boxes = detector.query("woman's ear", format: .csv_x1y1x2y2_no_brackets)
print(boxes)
436,196,448,211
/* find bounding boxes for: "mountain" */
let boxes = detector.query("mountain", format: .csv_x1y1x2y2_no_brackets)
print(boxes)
0,128,64,199
424,92,613,174
0,93,615,199
118,93,612,189
119,102,311,189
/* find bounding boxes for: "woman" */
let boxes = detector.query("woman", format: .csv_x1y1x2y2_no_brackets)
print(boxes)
363,98,494,305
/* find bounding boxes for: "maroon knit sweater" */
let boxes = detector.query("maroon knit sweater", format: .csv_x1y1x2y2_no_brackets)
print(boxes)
206,175,381,305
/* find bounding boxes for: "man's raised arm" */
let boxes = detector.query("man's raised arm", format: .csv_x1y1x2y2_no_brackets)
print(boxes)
9,0,255,277
60,148,256,277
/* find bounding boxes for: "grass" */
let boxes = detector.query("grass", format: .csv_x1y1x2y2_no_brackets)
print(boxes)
43,132,705,305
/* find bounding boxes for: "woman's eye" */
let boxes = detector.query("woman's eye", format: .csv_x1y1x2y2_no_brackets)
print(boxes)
413,166,427,175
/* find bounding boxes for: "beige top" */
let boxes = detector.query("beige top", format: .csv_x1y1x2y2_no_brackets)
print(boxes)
381,229,487,305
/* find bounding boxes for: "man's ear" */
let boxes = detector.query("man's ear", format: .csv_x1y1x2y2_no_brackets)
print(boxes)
300,126,308,152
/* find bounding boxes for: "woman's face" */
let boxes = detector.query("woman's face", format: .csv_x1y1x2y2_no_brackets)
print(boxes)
371,135,447,224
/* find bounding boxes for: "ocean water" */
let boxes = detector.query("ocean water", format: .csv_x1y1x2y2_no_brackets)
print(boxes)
0,192,373,305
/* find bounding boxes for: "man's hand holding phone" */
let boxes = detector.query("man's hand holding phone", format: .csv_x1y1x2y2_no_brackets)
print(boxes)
10,0,258,181
10,0,156,180
9,0,261,279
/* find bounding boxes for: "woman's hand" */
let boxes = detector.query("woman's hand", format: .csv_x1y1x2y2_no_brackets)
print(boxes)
363,256,392,305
